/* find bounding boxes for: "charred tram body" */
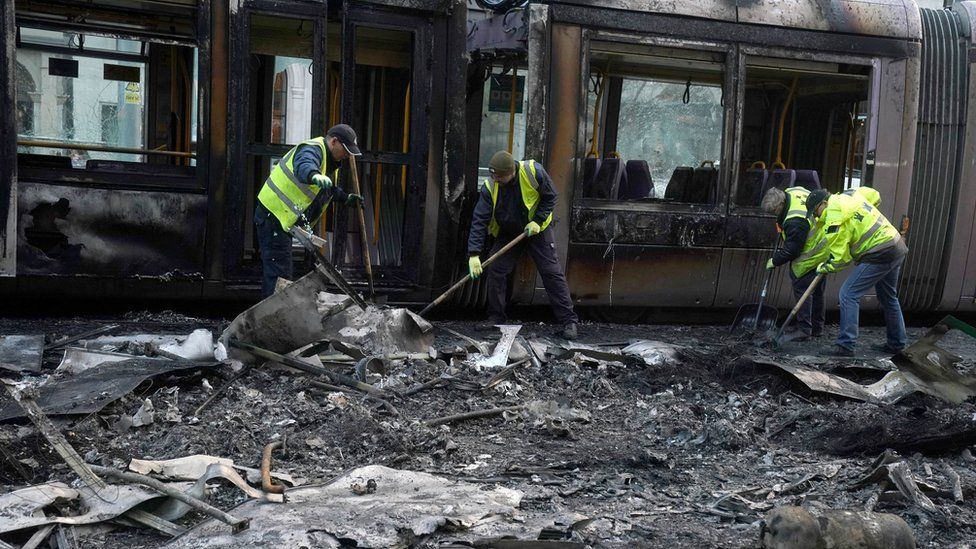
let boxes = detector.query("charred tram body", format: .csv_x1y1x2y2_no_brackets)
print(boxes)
0,0,974,314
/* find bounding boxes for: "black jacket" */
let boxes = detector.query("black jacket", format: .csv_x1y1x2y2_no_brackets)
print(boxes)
467,161,557,255
771,193,810,266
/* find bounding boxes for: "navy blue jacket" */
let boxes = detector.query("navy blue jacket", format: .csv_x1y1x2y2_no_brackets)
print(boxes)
295,144,349,224
467,161,557,255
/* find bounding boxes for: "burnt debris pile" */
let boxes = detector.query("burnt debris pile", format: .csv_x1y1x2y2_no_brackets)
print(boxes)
2,300,976,548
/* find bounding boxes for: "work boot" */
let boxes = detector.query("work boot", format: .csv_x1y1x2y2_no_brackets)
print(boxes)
560,322,578,340
781,329,810,343
871,342,904,354
828,344,855,358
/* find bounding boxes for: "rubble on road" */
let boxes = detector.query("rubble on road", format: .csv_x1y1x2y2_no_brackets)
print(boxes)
0,335,44,373
166,465,525,548
1,309,975,548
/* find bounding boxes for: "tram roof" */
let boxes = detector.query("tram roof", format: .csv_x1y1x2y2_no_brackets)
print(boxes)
541,0,922,41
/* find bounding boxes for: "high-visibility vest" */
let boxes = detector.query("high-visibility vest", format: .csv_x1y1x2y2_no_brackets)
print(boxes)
843,187,881,208
484,160,554,237
257,137,340,231
821,192,900,270
781,186,828,278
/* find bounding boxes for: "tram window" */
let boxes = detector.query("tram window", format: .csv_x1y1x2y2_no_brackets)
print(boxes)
478,66,529,177
583,44,725,204
15,26,199,170
249,15,314,146
735,58,870,207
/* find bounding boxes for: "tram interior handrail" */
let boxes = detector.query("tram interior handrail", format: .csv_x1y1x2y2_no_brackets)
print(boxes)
17,139,195,158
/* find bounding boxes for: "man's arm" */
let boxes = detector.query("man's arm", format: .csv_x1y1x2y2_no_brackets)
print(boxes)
467,185,494,255
531,162,558,224
293,145,349,222
293,144,323,185
771,218,809,266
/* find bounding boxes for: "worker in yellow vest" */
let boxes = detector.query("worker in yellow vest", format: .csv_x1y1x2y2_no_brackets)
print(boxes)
843,186,881,208
467,151,579,340
760,186,830,340
253,124,363,297
807,189,908,356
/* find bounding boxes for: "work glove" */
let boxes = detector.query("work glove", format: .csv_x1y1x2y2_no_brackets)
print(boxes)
816,262,832,274
765,259,775,270
346,193,364,208
524,221,541,237
468,256,483,279
311,173,333,189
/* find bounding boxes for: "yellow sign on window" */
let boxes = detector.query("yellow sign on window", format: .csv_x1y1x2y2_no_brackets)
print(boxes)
124,82,141,104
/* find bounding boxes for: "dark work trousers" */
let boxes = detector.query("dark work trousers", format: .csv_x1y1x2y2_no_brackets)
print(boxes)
486,228,579,325
254,203,294,298
789,268,826,337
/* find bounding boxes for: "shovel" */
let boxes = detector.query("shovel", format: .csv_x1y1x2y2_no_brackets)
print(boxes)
419,232,527,317
730,237,781,336
768,272,825,346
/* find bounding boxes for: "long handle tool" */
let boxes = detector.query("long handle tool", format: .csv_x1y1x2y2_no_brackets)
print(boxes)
729,236,781,335
290,226,368,310
347,155,376,300
772,272,824,343
419,232,527,317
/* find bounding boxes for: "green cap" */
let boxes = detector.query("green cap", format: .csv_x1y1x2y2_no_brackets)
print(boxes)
489,151,515,175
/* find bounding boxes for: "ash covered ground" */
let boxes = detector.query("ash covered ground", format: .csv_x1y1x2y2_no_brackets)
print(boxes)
2,311,976,548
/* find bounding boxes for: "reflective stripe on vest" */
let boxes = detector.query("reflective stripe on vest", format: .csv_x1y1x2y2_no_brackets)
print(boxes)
783,187,809,222
791,225,829,277
848,201,899,259
781,186,827,277
484,160,554,237
257,137,337,231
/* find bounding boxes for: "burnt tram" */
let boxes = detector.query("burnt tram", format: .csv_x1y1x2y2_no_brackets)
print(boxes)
0,0,974,315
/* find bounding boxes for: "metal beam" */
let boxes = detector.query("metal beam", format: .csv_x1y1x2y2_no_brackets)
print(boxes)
0,0,16,277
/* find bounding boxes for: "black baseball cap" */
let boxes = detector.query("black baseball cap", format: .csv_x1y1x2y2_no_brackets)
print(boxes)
326,124,362,156
806,189,830,217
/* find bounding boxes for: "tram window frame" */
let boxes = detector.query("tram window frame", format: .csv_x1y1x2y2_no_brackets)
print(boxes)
235,7,328,261
731,50,874,214
13,24,202,189
578,36,732,212
476,64,531,180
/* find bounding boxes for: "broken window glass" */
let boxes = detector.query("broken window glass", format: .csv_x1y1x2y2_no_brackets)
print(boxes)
15,26,199,170
582,44,725,204
15,29,147,166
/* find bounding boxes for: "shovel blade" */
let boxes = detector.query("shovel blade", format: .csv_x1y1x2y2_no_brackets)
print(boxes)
730,304,778,336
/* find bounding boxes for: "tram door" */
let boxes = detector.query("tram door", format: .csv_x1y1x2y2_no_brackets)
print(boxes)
330,5,431,289
228,2,430,291
228,2,329,283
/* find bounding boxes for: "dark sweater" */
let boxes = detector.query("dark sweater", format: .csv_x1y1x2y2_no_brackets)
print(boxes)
467,161,557,255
